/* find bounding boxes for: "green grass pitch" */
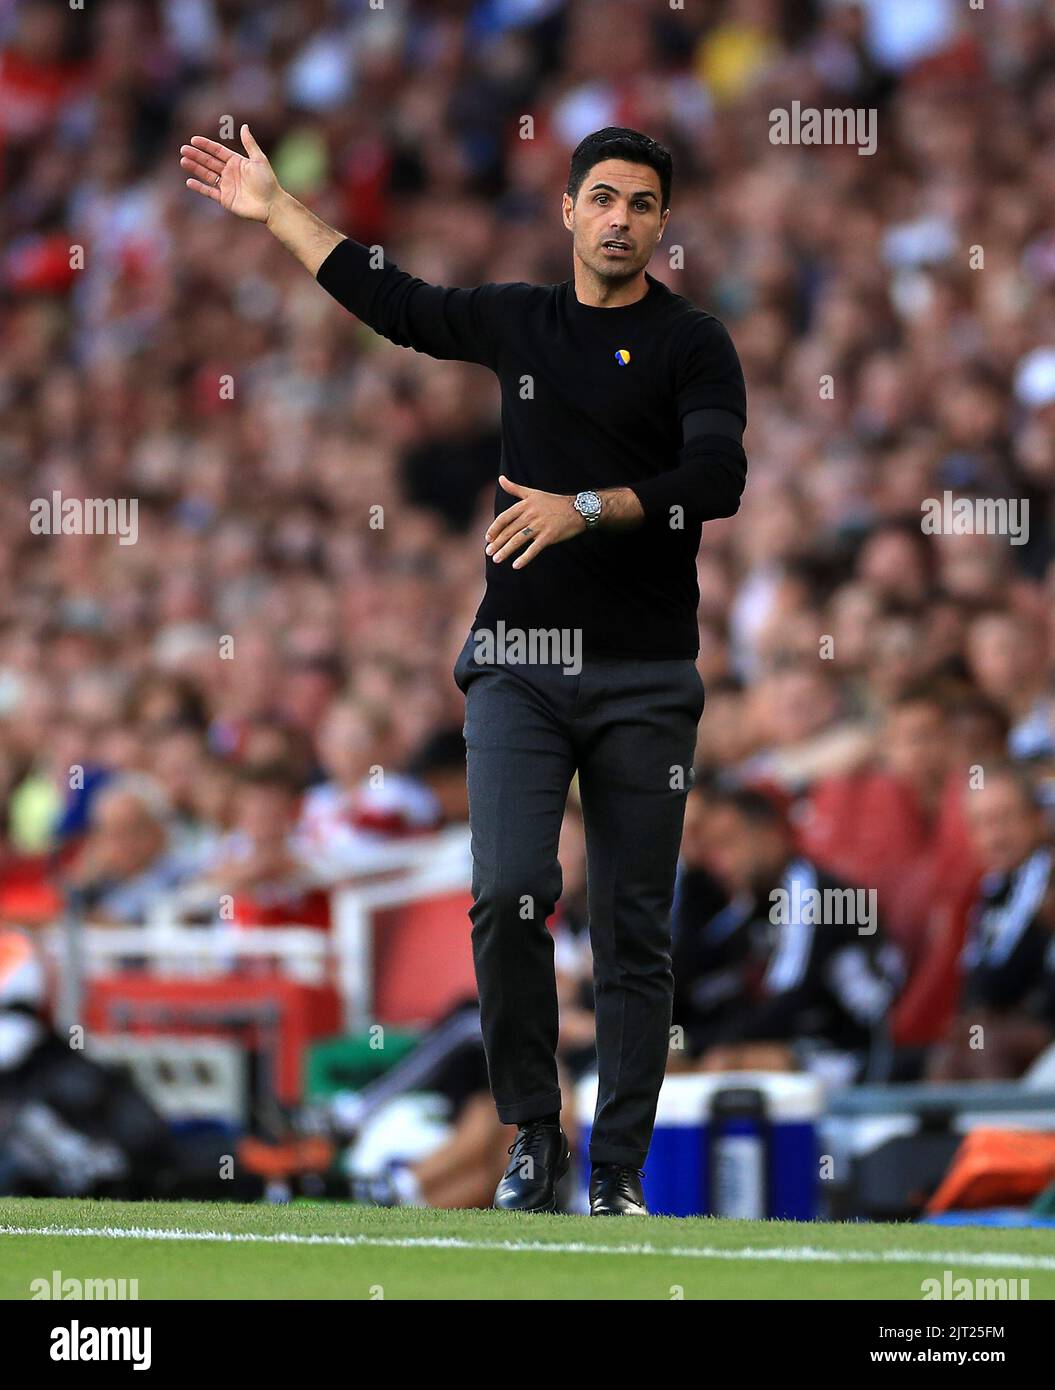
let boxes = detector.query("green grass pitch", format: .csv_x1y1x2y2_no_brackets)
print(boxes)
1,1198,1052,1300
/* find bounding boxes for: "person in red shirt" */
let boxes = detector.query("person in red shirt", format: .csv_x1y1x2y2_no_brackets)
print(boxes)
199,762,330,930
800,681,982,972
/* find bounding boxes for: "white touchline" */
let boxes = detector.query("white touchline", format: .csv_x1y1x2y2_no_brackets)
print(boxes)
1,1225,1054,1271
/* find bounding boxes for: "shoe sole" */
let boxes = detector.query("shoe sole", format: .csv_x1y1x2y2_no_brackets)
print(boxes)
589,1205,648,1216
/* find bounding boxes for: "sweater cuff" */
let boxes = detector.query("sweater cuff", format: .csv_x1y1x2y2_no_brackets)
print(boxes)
315,237,377,312
629,436,747,523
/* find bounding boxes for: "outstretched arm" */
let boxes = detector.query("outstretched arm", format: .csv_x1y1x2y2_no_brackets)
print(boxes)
180,123,344,275
181,124,508,368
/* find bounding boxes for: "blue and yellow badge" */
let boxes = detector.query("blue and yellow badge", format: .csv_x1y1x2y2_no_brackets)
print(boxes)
614,348,631,366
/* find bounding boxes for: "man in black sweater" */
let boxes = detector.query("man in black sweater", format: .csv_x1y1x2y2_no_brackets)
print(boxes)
181,124,747,1214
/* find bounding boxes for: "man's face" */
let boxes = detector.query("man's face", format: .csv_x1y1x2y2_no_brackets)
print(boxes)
884,701,949,788
703,805,787,896
562,159,668,283
966,776,1041,875
91,794,165,879
318,705,374,786
237,785,296,844
967,614,1027,701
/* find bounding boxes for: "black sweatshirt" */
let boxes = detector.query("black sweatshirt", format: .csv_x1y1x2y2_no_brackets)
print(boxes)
316,237,747,658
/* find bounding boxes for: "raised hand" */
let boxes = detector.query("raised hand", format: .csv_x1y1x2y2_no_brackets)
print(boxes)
179,123,279,223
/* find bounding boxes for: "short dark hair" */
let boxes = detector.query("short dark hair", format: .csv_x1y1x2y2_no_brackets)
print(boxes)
889,677,949,715
237,760,303,796
567,127,673,213
708,785,789,833
406,726,466,779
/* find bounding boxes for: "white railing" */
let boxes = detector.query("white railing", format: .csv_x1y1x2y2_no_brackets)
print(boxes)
39,923,332,983
38,825,473,1029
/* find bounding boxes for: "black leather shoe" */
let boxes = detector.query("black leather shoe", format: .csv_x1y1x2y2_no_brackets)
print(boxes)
590,1163,648,1215
493,1122,570,1212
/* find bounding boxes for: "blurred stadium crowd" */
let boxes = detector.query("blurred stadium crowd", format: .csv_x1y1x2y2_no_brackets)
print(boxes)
2,0,1055,1147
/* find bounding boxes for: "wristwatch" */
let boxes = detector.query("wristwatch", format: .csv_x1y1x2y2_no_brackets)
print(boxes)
573,490,603,529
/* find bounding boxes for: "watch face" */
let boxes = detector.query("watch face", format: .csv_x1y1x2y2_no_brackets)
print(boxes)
578,491,601,518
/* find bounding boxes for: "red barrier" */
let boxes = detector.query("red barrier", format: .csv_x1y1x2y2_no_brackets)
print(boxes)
85,975,340,1104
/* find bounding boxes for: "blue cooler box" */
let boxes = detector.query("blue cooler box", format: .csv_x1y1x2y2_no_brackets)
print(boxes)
576,1071,823,1219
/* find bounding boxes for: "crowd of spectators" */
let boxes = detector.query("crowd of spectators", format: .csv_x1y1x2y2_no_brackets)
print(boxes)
2,0,1055,1085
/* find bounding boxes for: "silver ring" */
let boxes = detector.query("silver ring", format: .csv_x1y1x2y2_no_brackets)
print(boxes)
522,526,533,537
214,173,221,187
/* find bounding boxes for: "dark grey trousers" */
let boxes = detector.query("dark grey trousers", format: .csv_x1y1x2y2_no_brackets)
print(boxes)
453,635,704,1167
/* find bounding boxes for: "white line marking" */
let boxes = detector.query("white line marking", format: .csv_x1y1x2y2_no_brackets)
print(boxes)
1,1225,1053,1270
